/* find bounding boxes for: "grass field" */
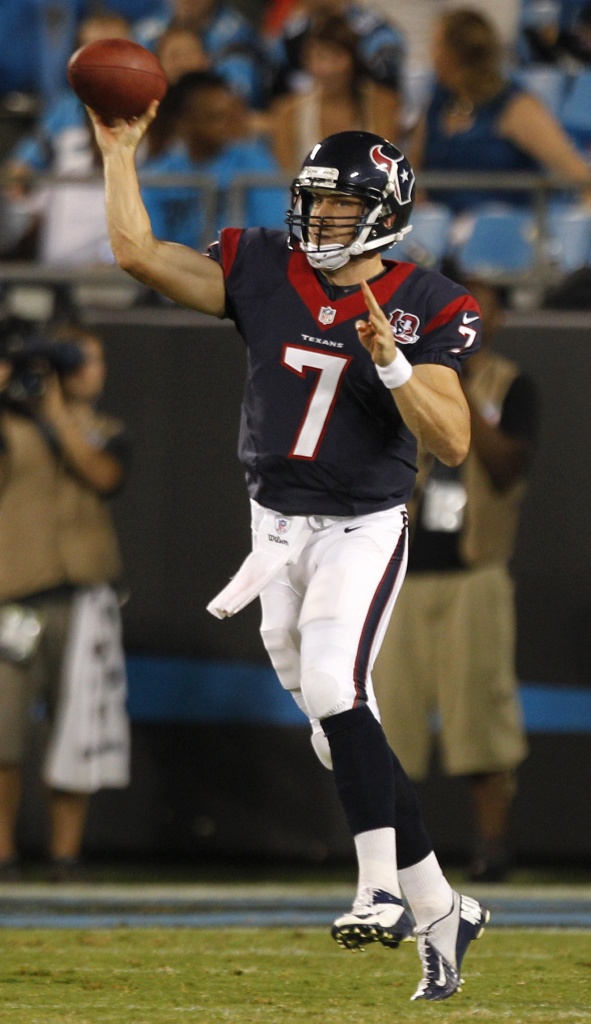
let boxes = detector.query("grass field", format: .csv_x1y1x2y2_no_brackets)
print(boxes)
0,927,589,1024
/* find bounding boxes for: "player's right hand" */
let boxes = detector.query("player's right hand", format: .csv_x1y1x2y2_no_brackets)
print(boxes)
87,100,159,157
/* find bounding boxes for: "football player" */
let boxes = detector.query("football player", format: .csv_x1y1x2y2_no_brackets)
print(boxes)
90,107,489,1001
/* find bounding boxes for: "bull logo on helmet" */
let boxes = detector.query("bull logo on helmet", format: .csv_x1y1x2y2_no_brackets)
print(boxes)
369,145,414,207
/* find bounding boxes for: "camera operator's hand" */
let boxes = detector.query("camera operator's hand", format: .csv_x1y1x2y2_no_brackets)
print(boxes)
0,360,12,393
0,361,12,476
36,370,123,494
35,367,68,420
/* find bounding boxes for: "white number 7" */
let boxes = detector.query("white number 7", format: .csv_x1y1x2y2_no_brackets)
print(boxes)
451,324,477,354
282,345,351,459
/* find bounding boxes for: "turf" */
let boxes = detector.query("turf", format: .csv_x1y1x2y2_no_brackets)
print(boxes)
0,927,590,1023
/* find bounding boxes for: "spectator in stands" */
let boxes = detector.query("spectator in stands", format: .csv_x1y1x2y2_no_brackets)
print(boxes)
262,0,298,37
104,0,169,19
134,0,273,108
0,2,166,108
269,11,401,174
373,277,540,882
0,10,132,265
155,23,211,83
268,0,405,99
565,0,591,61
0,6,200,264
0,319,131,882
0,0,83,105
407,7,591,216
140,71,288,251
520,0,591,66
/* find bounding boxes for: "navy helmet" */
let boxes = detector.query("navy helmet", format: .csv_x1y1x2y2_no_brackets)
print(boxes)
287,131,415,271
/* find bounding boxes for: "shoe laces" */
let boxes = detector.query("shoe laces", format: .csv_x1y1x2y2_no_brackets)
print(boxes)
414,935,432,994
418,932,453,984
417,935,431,971
351,885,374,914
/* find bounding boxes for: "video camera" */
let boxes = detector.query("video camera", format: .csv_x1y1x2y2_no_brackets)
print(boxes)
0,316,85,401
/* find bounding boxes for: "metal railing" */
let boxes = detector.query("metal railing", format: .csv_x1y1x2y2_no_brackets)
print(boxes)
1,169,590,300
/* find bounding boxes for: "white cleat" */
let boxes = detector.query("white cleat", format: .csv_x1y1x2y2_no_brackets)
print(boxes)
332,887,414,951
410,892,490,1001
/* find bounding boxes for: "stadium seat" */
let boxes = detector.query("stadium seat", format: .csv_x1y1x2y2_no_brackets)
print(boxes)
547,203,591,271
559,70,591,152
384,202,453,268
402,66,434,130
452,205,537,278
513,65,568,117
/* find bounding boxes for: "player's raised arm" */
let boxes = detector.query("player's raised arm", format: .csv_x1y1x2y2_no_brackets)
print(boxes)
356,281,471,466
89,103,226,317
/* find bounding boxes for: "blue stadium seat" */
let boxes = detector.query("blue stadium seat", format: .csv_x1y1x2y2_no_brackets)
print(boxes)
547,203,591,271
559,70,591,151
452,205,537,277
384,202,452,268
402,66,434,130
513,65,568,117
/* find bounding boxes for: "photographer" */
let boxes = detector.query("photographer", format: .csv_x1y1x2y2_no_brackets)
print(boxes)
0,319,131,881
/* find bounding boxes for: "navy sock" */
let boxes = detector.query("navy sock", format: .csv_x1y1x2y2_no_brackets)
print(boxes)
321,704,433,867
389,748,433,869
321,704,396,835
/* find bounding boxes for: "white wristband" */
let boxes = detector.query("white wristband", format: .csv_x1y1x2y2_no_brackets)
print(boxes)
375,349,413,389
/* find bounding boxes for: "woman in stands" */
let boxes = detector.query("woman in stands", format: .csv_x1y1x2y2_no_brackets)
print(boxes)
408,7,591,216
268,11,401,175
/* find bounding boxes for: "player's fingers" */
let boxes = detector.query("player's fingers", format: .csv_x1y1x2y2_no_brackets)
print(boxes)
361,281,391,330
360,280,382,316
85,106,125,133
120,101,159,142
355,321,376,345
368,314,389,343
137,100,160,127
85,105,107,128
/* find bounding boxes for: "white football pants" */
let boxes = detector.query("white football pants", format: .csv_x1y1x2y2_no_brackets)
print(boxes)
257,502,409,769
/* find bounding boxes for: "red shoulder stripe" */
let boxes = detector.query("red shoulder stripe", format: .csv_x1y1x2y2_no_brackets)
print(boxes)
219,228,244,277
423,294,480,334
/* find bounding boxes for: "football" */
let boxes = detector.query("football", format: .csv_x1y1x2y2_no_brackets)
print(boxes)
67,38,168,120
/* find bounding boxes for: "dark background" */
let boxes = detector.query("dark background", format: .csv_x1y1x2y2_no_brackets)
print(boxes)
17,306,591,867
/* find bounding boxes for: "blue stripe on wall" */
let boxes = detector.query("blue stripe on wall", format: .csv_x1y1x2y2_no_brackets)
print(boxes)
126,655,591,732
126,655,305,726
519,682,591,732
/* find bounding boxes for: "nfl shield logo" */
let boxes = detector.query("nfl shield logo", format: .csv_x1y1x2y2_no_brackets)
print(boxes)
318,306,336,325
275,516,291,534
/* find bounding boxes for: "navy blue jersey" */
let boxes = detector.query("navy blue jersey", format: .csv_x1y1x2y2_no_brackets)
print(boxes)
209,228,481,516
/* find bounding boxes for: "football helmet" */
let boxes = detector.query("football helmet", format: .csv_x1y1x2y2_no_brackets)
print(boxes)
287,131,415,271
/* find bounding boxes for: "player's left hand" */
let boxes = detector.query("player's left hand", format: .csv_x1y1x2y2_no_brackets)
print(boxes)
355,280,396,367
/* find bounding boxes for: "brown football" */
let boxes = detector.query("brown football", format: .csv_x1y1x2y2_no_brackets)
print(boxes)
67,38,167,120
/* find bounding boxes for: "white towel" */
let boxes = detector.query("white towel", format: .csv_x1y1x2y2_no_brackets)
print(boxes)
43,585,131,793
207,509,314,619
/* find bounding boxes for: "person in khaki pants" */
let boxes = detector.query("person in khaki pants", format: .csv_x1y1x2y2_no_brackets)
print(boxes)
373,278,540,882
0,319,130,882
